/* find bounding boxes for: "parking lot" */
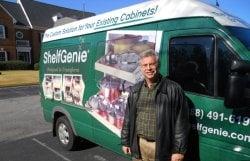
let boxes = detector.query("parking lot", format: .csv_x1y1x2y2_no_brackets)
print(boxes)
0,86,129,161
0,131,128,161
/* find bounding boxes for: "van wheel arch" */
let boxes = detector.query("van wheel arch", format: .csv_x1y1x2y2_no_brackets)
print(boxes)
53,111,65,136
52,110,77,137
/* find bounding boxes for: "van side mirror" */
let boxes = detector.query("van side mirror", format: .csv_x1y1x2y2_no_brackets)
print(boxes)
224,60,250,108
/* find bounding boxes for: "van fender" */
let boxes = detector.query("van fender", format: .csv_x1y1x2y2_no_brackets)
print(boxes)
52,107,77,137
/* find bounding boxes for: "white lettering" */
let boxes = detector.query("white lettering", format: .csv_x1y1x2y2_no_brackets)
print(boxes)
43,49,88,64
43,52,48,64
196,123,249,143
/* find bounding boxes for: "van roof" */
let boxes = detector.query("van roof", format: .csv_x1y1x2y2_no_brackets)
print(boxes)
43,0,249,42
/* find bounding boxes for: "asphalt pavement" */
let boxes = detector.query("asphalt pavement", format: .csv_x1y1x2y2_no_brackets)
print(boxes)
0,131,129,161
0,95,50,143
0,86,130,161
0,85,39,100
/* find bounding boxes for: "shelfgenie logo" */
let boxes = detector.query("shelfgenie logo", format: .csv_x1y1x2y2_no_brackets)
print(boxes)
43,49,88,64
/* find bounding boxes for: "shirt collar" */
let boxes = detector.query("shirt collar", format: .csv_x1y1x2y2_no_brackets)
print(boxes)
144,73,162,89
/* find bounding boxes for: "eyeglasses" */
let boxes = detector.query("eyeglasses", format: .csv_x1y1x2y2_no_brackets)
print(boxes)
140,63,157,69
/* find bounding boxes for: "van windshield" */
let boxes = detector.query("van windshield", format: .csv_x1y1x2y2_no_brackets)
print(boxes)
226,26,250,50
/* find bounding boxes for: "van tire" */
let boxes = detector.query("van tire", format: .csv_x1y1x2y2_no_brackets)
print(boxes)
56,116,77,150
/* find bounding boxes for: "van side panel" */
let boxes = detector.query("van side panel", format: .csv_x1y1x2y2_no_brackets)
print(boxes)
40,17,250,160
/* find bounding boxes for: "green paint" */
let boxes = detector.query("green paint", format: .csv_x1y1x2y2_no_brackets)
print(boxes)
40,16,250,160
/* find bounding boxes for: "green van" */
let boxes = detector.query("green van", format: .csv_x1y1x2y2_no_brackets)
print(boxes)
39,0,250,160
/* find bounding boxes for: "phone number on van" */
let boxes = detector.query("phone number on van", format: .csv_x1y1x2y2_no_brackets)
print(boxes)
190,109,250,126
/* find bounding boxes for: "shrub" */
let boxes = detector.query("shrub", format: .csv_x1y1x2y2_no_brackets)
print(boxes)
34,63,39,70
0,60,31,70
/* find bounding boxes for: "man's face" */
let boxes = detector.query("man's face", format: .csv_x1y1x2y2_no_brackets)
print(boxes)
139,55,158,80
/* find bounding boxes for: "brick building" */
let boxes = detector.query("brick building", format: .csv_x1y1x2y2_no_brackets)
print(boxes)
0,0,94,65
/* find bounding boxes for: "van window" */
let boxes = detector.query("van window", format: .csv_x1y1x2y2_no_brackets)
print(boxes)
217,39,237,97
226,26,250,50
169,36,214,95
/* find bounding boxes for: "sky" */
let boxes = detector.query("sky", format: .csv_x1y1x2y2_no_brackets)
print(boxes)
7,0,250,24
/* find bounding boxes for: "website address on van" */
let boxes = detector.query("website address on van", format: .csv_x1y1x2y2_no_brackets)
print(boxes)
193,123,250,143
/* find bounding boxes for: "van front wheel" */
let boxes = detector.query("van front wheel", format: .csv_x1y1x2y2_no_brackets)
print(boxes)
56,116,76,150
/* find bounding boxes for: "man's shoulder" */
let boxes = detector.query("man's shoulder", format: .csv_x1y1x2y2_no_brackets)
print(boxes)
130,81,144,93
129,76,183,93
159,77,183,92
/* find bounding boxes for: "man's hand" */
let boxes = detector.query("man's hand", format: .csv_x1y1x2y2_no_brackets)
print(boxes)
122,146,131,155
171,153,184,161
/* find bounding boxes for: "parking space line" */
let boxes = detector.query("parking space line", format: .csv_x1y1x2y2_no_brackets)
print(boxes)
32,138,72,161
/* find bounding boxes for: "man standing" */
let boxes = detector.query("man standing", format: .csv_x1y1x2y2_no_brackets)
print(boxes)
121,49,190,161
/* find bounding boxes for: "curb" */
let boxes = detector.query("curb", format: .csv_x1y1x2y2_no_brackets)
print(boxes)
0,83,39,89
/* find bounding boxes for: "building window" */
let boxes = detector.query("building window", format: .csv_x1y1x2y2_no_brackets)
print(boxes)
16,31,24,39
0,51,7,61
16,40,30,47
17,51,30,63
0,25,6,39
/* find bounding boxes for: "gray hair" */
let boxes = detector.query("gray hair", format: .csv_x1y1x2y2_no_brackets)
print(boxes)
139,49,159,61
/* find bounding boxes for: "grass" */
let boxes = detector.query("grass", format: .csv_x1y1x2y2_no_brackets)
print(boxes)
0,70,39,88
